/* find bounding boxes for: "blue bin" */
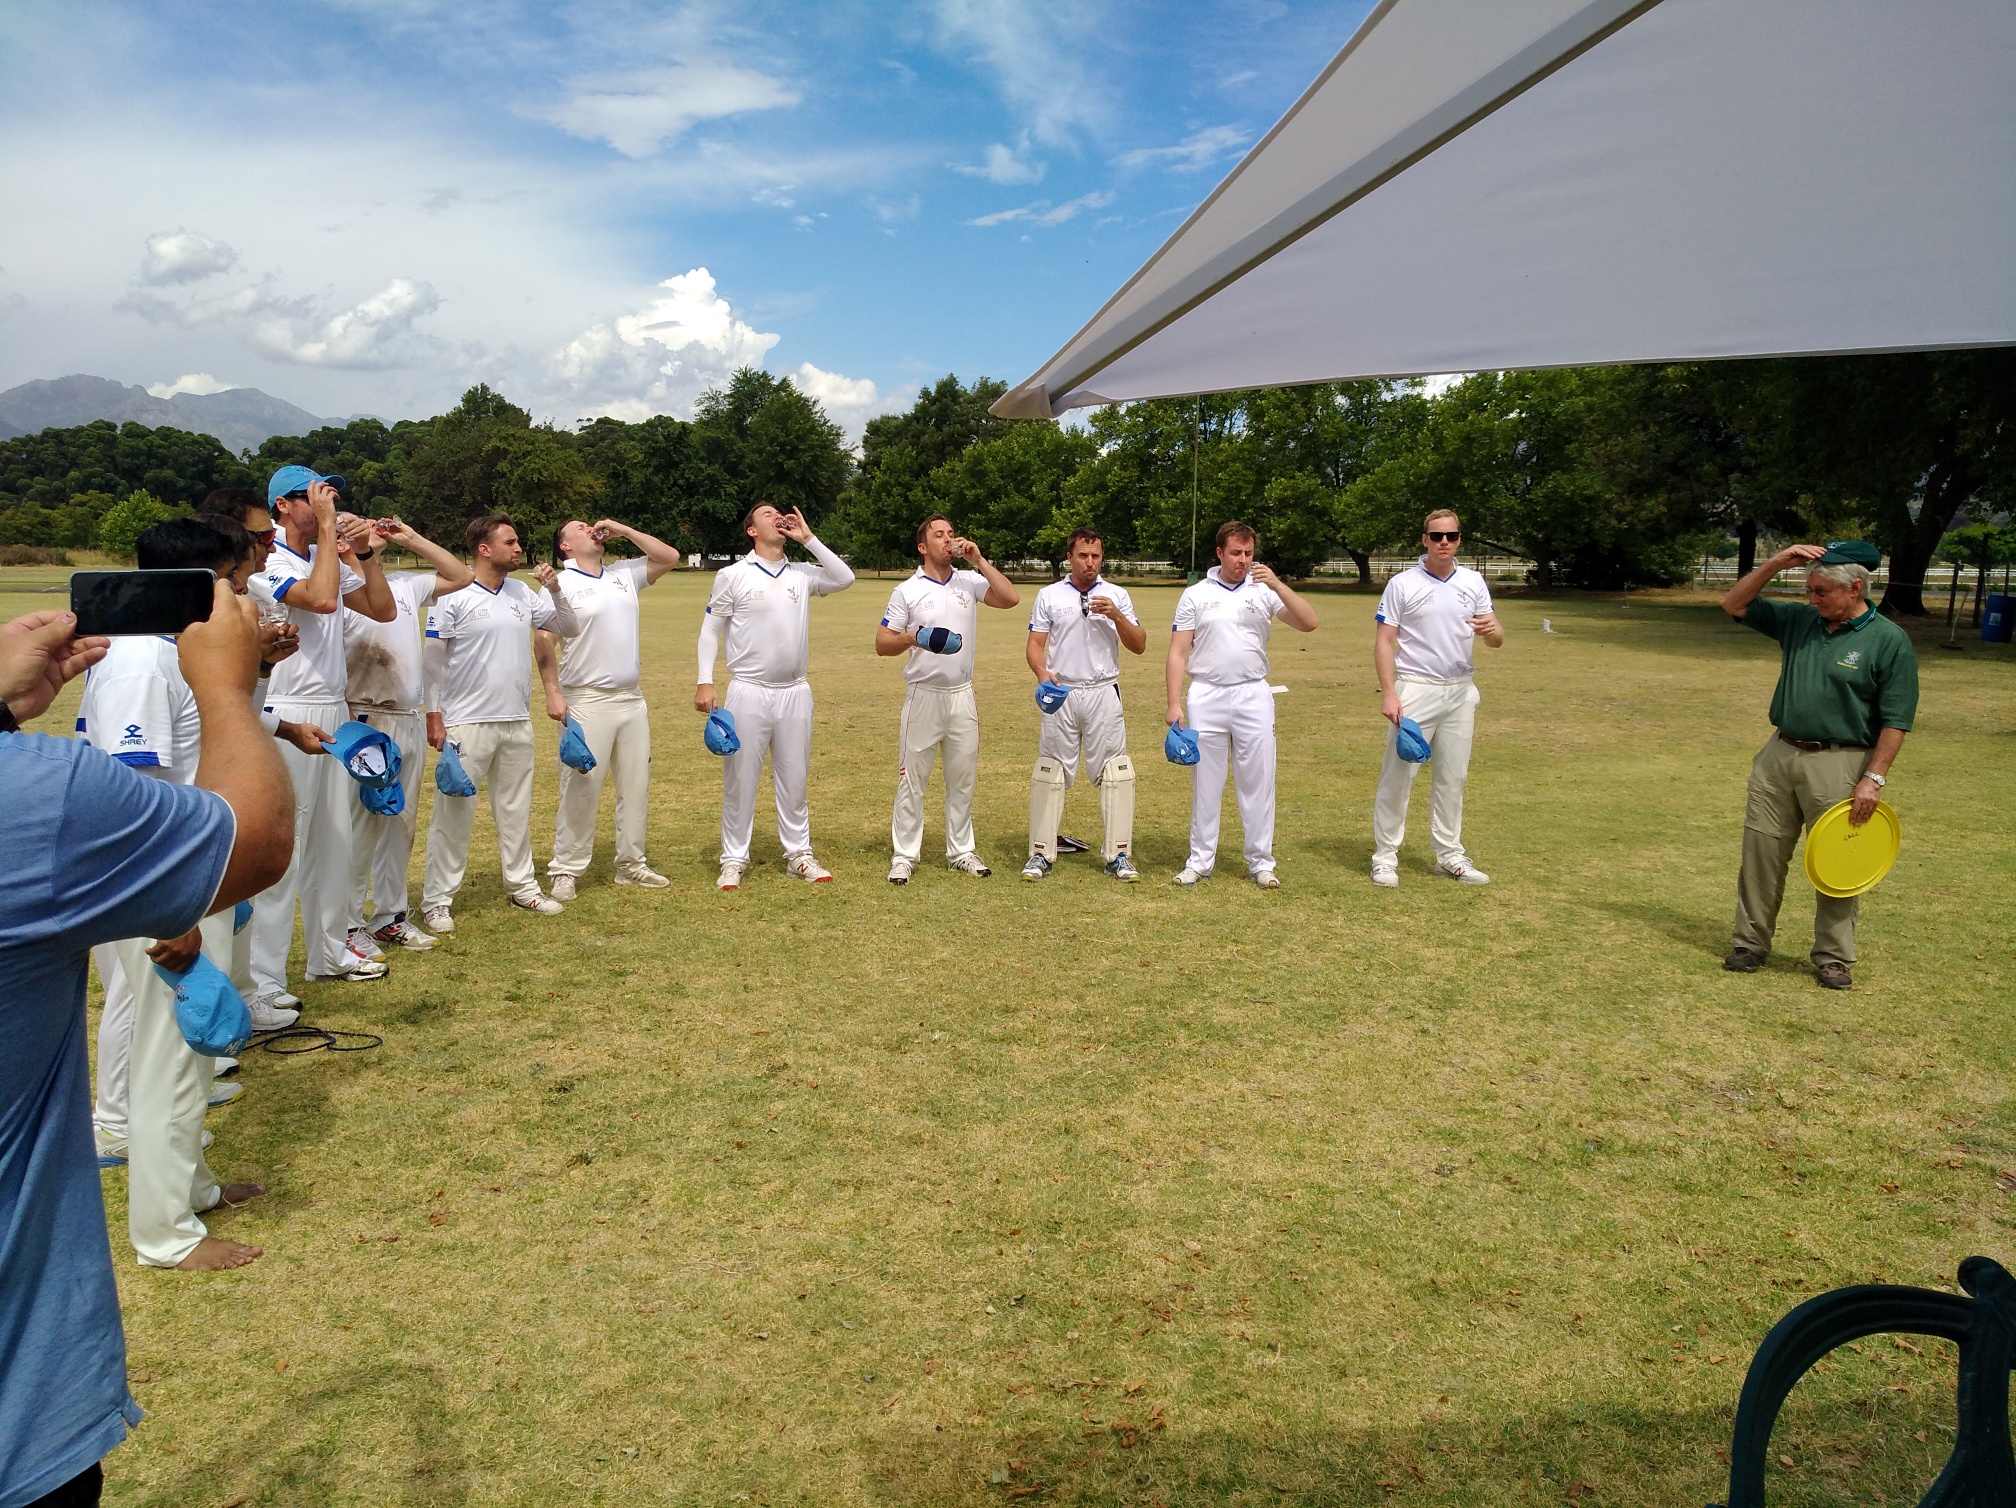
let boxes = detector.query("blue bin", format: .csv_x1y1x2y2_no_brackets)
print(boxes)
1984,593,2014,644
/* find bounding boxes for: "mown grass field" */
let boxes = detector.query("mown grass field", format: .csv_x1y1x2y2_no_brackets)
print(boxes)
6,562,2014,1507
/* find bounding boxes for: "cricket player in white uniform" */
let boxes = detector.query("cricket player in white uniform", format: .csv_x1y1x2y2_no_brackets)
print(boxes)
420,513,579,928
1166,521,1320,888
1022,526,1146,882
876,515,1018,883
342,519,472,956
696,504,856,889
1371,509,1503,887
534,517,681,898
80,519,297,1270
249,466,398,1005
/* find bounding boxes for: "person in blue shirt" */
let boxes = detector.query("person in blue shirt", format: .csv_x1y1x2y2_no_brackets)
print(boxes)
0,590,292,1508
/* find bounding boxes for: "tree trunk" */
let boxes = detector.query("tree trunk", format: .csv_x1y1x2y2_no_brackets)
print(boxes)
1533,551,1555,590
1879,443,1974,619
1737,518,1758,578
1349,549,1371,585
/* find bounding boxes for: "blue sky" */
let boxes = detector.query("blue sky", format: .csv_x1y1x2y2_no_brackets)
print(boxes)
0,1,1369,434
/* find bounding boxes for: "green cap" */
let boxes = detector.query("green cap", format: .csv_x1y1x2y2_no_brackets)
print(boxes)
1818,539,1881,569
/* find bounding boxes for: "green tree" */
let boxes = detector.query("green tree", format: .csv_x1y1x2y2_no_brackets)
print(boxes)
576,415,736,555
398,385,598,552
0,420,253,510
693,369,850,533
836,375,1010,567
1937,522,2016,627
253,416,428,516
929,421,1099,570
96,490,179,558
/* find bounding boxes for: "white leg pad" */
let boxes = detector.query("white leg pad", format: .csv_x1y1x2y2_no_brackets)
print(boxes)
1098,754,1135,862
1029,756,1067,861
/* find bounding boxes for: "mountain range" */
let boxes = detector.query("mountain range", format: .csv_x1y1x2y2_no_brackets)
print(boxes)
0,374,334,455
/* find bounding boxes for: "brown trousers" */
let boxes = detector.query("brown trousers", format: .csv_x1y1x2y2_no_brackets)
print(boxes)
1730,735,1869,968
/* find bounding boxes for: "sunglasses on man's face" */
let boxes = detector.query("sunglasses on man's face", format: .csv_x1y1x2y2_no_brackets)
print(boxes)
250,528,276,543
1427,531,1461,543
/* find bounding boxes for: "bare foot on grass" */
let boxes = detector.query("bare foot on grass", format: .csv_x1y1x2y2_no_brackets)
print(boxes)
209,1182,266,1208
176,1236,264,1270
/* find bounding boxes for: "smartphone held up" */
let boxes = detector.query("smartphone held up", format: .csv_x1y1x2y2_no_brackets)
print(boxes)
70,570,217,637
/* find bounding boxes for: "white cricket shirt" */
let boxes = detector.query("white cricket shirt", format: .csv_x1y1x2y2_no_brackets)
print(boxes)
1374,559,1494,679
703,542,852,688
344,571,436,713
1172,567,1284,685
882,567,990,689
542,557,650,691
77,637,200,782
426,577,559,725
1028,577,1138,687
254,539,365,704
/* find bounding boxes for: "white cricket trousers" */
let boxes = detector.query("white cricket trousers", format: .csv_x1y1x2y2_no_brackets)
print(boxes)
110,913,235,1266
95,914,249,1150
892,682,980,863
424,719,538,911
719,680,814,866
1037,682,1127,785
348,708,425,931
1371,673,1479,870
551,687,652,879
252,697,356,991
1185,678,1277,877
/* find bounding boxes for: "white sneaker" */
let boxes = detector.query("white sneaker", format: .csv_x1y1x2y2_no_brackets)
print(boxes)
421,907,454,935
887,857,913,885
1370,866,1399,888
549,874,578,902
345,927,385,963
786,854,832,883
1253,869,1282,890
717,863,746,891
212,1056,239,1077
947,852,992,877
269,989,301,1010
1440,859,1491,885
616,865,670,888
207,1080,244,1107
509,891,564,915
1171,867,1205,887
1021,854,1052,881
373,918,438,951
312,951,388,982
249,993,300,1030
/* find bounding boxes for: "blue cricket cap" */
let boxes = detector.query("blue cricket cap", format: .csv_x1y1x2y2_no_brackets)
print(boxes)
1395,717,1432,763
267,464,346,507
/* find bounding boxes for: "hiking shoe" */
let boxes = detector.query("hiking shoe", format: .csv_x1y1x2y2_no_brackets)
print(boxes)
345,927,385,963
1171,867,1205,888
373,917,438,951
549,875,578,902
947,852,992,877
1253,869,1282,890
717,863,745,892
1105,853,1140,883
207,1081,244,1108
420,907,454,935
1022,854,1052,882
1370,866,1399,888
616,865,671,888
249,993,300,1030
1815,962,1854,991
887,857,913,885
1723,947,1766,973
509,891,564,915
1439,859,1491,885
786,854,832,883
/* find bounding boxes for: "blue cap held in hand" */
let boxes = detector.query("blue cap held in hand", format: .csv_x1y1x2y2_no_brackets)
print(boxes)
434,741,476,797
1395,716,1432,763
323,720,401,789
360,781,405,816
1034,680,1069,714
266,464,346,507
153,953,254,1057
915,626,962,655
233,900,253,934
559,714,598,773
704,706,741,756
1164,723,1200,766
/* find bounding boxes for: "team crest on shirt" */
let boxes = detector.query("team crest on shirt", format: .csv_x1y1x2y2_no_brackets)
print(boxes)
952,589,973,609
785,580,803,604
1837,649,1863,669
509,599,527,622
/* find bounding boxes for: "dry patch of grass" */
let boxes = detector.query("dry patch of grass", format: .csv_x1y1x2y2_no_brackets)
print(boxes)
30,566,2013,1505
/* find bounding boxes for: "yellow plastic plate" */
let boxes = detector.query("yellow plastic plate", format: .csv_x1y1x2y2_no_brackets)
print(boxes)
1804,798,1901,898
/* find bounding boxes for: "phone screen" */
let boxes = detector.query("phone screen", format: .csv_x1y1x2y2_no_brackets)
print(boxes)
70,570,217,636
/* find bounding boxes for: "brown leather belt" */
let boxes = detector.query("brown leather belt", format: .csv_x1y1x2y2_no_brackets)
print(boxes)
1777,731,1868,753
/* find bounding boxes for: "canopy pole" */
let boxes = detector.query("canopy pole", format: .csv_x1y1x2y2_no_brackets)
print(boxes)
1189,400,1201,584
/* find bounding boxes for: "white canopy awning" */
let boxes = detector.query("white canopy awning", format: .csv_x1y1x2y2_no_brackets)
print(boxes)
995,0,2016,419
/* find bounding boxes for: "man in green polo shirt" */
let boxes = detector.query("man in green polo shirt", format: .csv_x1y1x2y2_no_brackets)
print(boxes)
1718,539,1918,989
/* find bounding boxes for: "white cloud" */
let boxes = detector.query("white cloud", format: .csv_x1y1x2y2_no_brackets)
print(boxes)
528,63,799,158
929,0,1114,147
950,131,1044,186
789,361,914,442
1114,125,1249,173
255,278,442,368
547,268,780,420
147,371,234,398
139,229,237,285
966,189,1114,229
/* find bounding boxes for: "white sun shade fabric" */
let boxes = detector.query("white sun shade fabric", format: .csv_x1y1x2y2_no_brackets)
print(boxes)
995,0,2016,419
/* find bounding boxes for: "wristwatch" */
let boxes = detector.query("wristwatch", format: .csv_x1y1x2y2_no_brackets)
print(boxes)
1863,772,1886,787
354,547,376,561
